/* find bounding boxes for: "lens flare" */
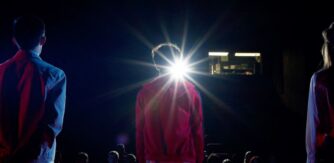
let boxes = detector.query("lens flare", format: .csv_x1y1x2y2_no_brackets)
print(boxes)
112,19,234,117
151,42,192,81
168,59,190,80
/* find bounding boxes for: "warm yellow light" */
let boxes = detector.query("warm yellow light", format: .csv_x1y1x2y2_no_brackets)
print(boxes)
235,52,261,57
208,52,229,56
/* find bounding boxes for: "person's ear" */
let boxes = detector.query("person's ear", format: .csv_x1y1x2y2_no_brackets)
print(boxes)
40,36,46,46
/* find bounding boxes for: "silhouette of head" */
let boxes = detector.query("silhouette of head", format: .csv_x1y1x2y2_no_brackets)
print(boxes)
108,150,119,163
125,153,136,163
75,152,89,163
223,158,233,163
243,151,254,163
13,16,46,51
152,43,182,74
207,153,221,163
249,156,262,163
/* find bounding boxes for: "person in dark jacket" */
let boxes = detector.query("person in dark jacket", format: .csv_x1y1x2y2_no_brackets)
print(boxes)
136,43,204,163
0,16,66,163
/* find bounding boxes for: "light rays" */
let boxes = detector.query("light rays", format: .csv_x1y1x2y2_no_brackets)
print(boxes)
168,59,190,80
116,43,229,114
108,13,237,117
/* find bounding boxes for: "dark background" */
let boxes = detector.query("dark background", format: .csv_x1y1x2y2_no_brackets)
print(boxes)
1,0,333,162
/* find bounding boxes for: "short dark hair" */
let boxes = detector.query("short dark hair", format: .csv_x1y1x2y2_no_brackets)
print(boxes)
13,16,45,50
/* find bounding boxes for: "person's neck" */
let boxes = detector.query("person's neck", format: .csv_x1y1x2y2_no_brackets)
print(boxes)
19,47,41,57
17,49,40,58
28,48,41,56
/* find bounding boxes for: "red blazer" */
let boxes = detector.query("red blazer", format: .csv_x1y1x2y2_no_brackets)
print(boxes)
136,76,204,163
0,50,66,162
306,68,334,163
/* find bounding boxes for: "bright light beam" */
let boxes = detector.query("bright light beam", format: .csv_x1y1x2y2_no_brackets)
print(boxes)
152,43,192,81
120,23,233,110
168,59,191,80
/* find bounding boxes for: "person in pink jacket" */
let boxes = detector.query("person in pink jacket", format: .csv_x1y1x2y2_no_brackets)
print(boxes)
306,22,334,163
0,16,66,163
136,43,204,163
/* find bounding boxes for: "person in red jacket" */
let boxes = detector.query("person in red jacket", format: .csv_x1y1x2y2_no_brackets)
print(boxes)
0,16,66,163
136,43,204,163
306,22,334,163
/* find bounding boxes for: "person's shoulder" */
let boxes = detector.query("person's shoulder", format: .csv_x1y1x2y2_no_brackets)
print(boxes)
184,80,200,95
0,58,17,74
137,81,152,97
33,58,66,80
313,68,329,80
184,80,195,89
137,77,163,98
311,68,334,88
0,59,12,69
140,77,161,91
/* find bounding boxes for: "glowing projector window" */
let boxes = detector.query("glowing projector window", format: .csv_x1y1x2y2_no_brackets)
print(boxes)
209,52,262,75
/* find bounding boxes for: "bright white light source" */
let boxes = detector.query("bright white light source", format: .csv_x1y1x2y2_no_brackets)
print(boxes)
208,52,229,56
168,59,190,80
235,52,261,57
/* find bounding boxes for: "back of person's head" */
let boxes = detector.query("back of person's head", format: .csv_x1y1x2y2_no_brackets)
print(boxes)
243,151,254,163
322,22,334,69
222,158,233,163
249,156,262,163
108,150,119,163
75,152,89,163
152,42,182,73
13,16,45,50
125,153,136,163
208,153,221,163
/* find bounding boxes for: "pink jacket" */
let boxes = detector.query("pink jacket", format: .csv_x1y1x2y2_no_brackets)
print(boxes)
0,50,66,162
136,76,204,163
